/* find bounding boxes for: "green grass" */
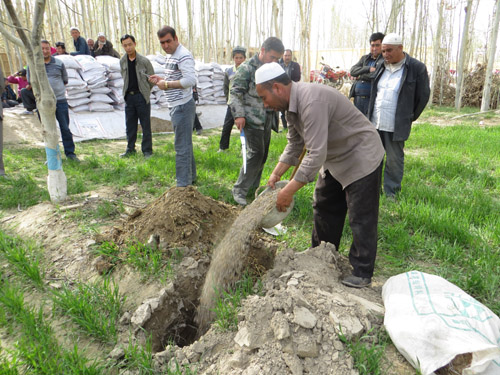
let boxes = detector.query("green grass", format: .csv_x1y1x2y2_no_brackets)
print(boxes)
50,279,124,343
213,272,263,331
0,275,103,374
0,232,45,288
339,327,390,375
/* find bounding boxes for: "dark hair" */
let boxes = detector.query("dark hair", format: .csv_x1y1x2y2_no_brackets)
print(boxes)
120,34,136,44
17,69,27,77
41,39,50,45
232,51,246,58
262,37,284,53
55,42,66,48
157,26,176,39
259,72,291,91
370,32,385,43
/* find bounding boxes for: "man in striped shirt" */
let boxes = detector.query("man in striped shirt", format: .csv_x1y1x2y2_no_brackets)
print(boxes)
150,26,197,187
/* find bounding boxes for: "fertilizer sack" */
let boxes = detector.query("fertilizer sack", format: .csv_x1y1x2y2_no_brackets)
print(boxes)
382,271,500,375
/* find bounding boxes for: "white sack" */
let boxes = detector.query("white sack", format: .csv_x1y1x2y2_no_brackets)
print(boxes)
89,93,114,103
54,55,82,70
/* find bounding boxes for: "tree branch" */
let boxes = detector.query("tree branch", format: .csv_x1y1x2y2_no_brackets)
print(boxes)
2,0,31,51
0,20,23,47
31,0,47,43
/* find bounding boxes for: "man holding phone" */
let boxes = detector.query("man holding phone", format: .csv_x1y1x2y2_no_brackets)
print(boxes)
119,34,155,158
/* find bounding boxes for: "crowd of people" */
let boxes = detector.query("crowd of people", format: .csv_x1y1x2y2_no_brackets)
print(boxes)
0,27,430,289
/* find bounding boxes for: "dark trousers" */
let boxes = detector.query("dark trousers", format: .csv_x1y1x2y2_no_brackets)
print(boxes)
312,166,382,278
193,113,202,131
280,111,287,129
378,130,405,197
233,115,273,197
55,100,76,156
2,100,18,108
20,88,36,111
125,93,152,154
219,105,234,150
353,96,370,117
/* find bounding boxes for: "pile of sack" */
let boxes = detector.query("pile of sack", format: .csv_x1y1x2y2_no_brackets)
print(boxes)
147,55,169,109
95,56,125,110
195,61,226,105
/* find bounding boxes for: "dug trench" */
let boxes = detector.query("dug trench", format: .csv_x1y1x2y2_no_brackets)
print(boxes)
1,185,419,374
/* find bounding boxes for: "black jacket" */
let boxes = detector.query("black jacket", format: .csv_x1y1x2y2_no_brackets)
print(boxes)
349,53,383,98
368,53,430,142
279,60,301,82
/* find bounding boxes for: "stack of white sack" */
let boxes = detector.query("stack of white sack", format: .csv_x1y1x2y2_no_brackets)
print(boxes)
96,55,125,110
75,55,113,112
195,61,215,105
56,55,90,112
147,55,169,109
210,62,226,104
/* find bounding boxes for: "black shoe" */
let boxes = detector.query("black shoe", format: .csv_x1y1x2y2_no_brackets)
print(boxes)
120,150,136,158
67,154,80,162
341,275,372,288
143,152,153,159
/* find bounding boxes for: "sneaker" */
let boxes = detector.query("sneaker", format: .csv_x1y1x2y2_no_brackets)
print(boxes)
22,110,34,115
341,275,372,288
143,152,153,159
217,148,227,153
232,189,247,206
67,154,80,162
120,150,136,158
196,129,203,136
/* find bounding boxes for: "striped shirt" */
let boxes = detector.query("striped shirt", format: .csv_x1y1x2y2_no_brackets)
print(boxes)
164,44,196,108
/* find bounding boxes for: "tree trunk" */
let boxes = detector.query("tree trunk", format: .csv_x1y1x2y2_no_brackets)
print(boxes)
455,0,473,110
481,0,500,111
2,0,67,202
429,0,445,107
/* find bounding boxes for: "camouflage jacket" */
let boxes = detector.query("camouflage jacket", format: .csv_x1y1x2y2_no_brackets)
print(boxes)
229,54,271,130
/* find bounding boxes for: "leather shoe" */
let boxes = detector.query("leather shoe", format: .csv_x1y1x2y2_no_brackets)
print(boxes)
143,152,153,159
341,275,372,288
232,189,247,206
120,150,136,158
67,154,80,162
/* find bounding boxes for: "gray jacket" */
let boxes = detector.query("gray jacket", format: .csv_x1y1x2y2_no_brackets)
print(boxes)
120,53,155,103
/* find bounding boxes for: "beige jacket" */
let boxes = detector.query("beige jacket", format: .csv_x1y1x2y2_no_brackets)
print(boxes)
280,82,384,188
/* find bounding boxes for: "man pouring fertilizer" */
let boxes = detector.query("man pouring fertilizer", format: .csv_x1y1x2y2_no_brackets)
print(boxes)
256,62,385,288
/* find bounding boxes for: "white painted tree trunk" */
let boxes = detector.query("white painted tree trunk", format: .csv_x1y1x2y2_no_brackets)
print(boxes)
1,0,67,202
481,0,500,112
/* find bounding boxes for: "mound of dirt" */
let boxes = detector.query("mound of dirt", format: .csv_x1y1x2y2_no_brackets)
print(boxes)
117,242,415,375
106,186,239,250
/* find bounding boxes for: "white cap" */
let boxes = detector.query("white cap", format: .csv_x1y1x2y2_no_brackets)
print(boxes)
98,32,105,38
70,26,80,32
382,33,403,45
255,62,286,85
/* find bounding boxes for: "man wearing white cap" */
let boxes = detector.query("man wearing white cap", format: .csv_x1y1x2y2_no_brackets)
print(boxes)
256,62,385,288
93,32,120,58
69,27,91,56
368,33,430,198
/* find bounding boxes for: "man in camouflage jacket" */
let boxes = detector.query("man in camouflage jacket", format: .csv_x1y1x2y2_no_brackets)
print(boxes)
229,37,284,205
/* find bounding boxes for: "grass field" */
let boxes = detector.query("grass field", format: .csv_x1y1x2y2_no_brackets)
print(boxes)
0,106,499,373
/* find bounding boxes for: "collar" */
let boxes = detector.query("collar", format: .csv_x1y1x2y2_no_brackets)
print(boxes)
44,56,55,65
384,55,406,73
288,82,299,114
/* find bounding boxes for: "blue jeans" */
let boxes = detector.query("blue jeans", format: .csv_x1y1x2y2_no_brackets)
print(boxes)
125,93,152,154
170,99,196,187
56,100,76,156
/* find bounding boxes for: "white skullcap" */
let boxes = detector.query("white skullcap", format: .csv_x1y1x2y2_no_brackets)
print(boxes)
98,32,106,38
255,62,286,85
382,33,403,45
70,26,80,32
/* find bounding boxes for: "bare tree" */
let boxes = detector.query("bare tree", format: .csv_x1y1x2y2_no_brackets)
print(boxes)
297,0,313,81
0,0,68,202
481,0,500,111
455,0,473,110
429,0,446,107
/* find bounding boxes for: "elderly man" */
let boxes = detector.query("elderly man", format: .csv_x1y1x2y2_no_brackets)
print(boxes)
349,32,385,116
149,26,197,187
368,33,430,198
70,27,90,56
94,33,120,58
229,37,284,205
256,62,384,288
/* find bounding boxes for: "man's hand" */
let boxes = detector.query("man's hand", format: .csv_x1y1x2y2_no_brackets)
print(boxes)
276,189,294,212
267,173,281,189
369,67,376,72
148,75,162,85
235,117,246,131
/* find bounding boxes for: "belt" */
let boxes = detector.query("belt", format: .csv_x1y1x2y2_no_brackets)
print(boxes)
127,91,140,95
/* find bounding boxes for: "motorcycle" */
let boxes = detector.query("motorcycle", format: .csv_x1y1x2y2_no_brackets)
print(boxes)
309,57,347,90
